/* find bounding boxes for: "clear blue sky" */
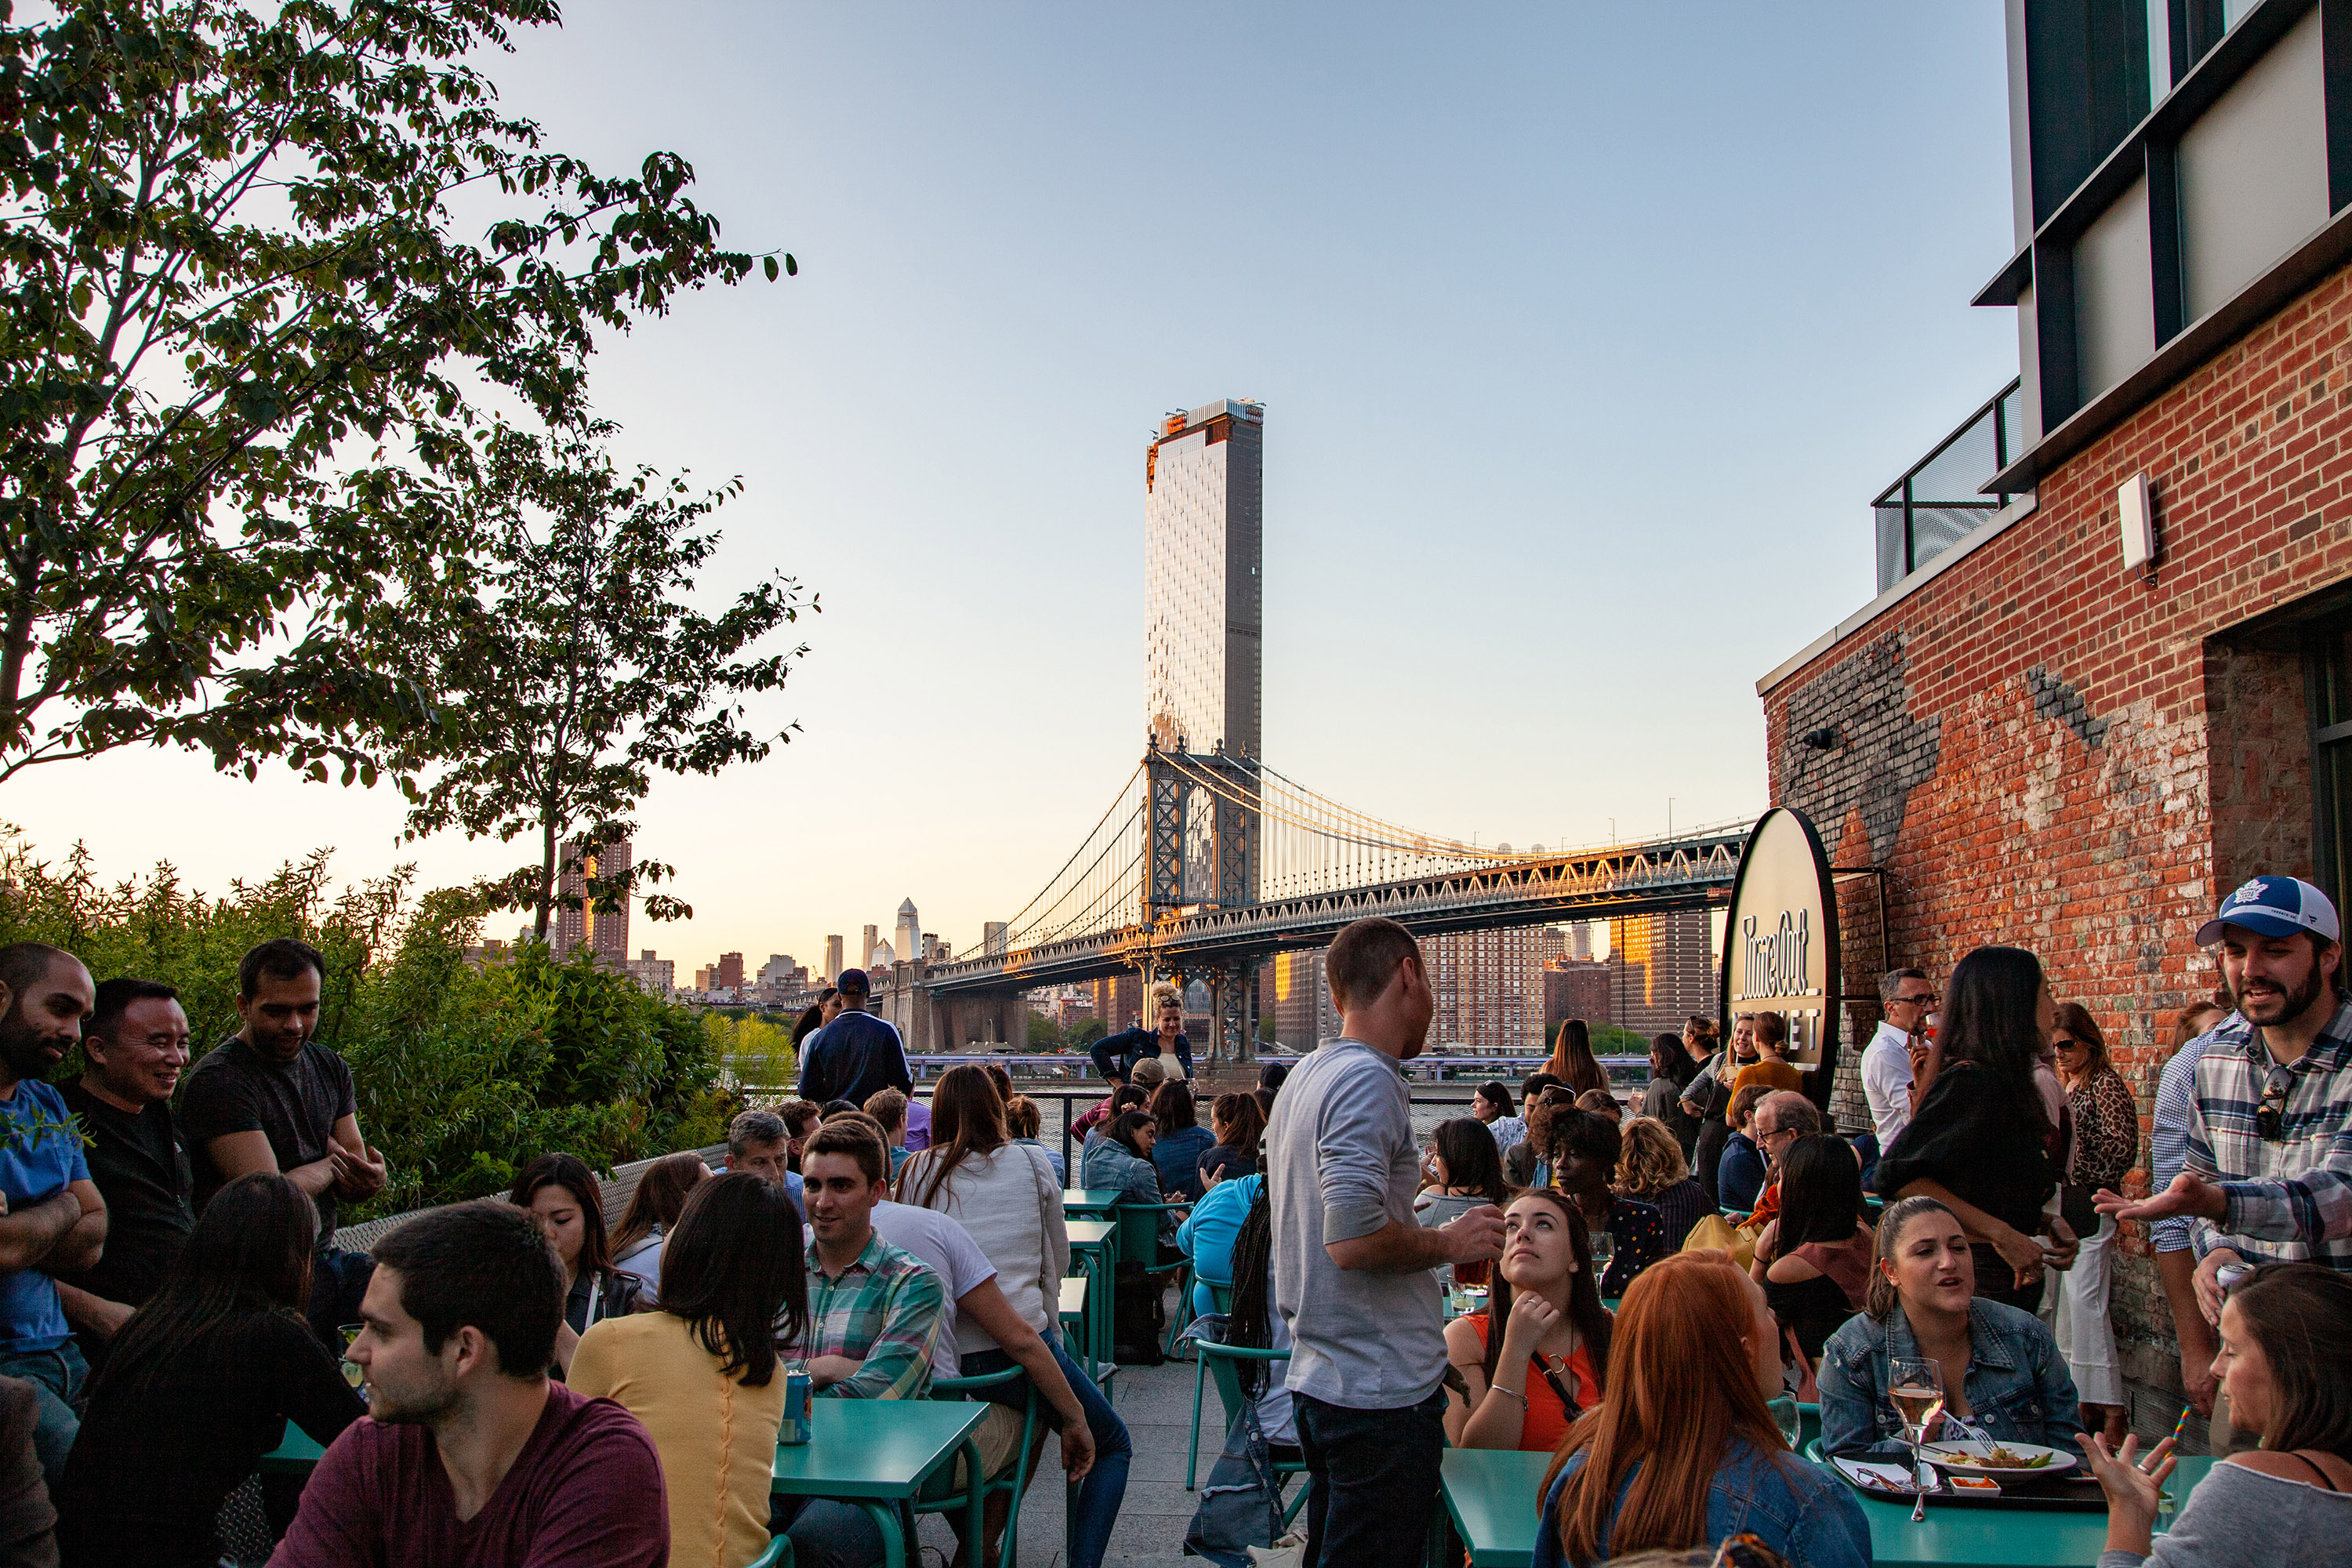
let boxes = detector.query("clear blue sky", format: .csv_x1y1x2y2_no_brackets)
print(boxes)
6,2,2020,972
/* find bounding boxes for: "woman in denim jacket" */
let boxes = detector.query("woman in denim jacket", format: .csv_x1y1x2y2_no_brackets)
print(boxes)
1534,1252,1868,1568
1820,1196,2082,1461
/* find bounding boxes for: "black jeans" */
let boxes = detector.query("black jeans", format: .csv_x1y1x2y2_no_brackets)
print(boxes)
1293,1386,1446,1568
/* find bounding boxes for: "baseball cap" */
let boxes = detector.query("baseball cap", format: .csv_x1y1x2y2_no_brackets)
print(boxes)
836,967,870,994
2196,876,2342,946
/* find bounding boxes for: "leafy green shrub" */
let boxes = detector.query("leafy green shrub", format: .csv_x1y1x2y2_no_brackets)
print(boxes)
0,826,727,1216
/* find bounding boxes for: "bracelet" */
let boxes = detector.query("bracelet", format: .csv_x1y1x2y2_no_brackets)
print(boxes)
1487,1385,1528,1405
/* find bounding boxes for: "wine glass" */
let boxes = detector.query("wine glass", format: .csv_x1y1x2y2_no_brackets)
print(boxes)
1888,1356,1946,1501
1587,1229,1615,1285
1767,1394,1803,1452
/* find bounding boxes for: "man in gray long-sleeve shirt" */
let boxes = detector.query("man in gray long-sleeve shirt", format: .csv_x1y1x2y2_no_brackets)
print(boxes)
1267,916,1504,1568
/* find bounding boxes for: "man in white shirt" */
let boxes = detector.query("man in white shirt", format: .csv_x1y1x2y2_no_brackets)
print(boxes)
1862,968,1935,1147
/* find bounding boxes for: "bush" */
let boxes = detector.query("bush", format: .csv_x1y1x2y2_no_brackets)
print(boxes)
0,826,728,1216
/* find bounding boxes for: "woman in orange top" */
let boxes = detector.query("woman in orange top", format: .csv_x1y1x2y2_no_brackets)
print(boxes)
1443,1189,1613,1451
1727,1011,1802,1102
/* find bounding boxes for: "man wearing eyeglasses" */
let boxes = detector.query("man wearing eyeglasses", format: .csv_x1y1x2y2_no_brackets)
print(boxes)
2100,876,2352,1451
1861,969,1936,1148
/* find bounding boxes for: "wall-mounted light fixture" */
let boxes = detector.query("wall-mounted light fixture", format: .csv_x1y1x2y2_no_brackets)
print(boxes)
1800,727,1840,751
2118,473,2155,574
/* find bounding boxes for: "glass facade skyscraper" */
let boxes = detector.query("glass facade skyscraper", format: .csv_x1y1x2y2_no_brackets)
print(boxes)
1145,399,1263,759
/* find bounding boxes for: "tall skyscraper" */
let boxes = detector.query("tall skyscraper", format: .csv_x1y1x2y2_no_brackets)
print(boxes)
551,836,630,967
1145,399,1263,758
822,935,844,986
1606,909,1719,1038
1423,927,1551,1052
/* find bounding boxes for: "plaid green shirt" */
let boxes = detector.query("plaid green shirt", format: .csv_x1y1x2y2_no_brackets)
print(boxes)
790,1231,943,1400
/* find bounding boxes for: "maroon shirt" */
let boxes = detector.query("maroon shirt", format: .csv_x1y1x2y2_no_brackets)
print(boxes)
269,1381,668,1568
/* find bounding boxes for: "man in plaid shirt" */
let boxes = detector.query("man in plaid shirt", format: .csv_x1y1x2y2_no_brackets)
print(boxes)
778,1116,946,1568
2101,875,2351,1449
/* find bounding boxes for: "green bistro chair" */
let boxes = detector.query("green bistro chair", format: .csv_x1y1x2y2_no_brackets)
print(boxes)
1197,1340,1308,1529
1112,1202,1191,1383
748,1532,795,1567
923,1366,1042,1568
1185,1281,1237,1489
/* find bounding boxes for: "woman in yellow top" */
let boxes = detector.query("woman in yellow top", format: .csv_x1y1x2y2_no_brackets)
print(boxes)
1728,1011,1802,1103
572,1171,811,1568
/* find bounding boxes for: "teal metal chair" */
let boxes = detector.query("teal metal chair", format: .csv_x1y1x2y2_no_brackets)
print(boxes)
1111,1202,1190,1380
923,1366,1042,1568
1196,1339,1308,1527
1185,1281,1236,1489
748,1532,795,1567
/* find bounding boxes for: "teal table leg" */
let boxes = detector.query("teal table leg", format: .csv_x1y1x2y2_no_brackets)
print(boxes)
958,1438,984,1568
855,1500,903,1568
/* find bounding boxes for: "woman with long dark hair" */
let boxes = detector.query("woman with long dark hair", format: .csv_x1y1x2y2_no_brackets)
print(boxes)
1196,1091,1264,1189
1219,1174,1298,1450
1748,1134,1872,1363
2082,1263,2352,1566
1547,1019,1609,1098
1444,1190,1613,1452
611,1150,709,1303
1533,1253,1867,1567
905,1066,1132,1568
1638,1032,1702,1156
1419,1118,1512,1289
56,1174,365,1568
1149,1081,1215,1201
510,1152,646,1373
1872,946,2078,1311
571,1173,808,1568
2051,1000,2136,1444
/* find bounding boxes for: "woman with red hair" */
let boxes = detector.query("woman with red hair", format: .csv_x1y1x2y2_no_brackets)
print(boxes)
1533,1252,1868,1568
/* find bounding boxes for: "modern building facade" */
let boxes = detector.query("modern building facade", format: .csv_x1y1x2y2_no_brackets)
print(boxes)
551,836,630,967
1760,0,2352,1440
622,949,675,997
1145,400,1264,758
1543,955,1613,1033
1260,948,1338,1053
1422,926,1555,1052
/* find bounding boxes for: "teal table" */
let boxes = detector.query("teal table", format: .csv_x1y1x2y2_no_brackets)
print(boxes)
1436,1446,2220,1568
1066,1218,1118,1375
260,1423,328,1473
1437,1447,1548,1567
772,1399,989,1568
1848,1453,2216,1567
1063,1188,1121,1217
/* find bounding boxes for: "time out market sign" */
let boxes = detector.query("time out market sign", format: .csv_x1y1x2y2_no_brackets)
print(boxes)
1719,806,1842,1104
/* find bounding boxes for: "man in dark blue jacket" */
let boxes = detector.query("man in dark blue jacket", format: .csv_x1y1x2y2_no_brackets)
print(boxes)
1088,983,1192,1083
798,971,913,1107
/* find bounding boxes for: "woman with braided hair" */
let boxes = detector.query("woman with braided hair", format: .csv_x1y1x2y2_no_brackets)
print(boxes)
1221,1171,1298,1450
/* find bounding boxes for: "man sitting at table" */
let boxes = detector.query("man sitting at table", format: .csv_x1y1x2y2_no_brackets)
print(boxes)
271,1200,669,1567
777,1118,949,1568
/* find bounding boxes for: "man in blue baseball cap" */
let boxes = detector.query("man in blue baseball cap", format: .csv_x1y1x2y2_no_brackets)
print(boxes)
2099,874,2352,1452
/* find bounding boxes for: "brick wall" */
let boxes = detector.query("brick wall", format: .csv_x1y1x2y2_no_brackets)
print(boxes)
1762,255,2352,1431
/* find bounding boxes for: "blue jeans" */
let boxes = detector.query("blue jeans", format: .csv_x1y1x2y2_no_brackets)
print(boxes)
959,1338,1133,1568
1293,1386,1446,1568
783,1496,905,1568
0,1340,86,1491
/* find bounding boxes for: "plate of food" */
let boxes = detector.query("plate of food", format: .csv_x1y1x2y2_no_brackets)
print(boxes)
1921,1440,2078,1477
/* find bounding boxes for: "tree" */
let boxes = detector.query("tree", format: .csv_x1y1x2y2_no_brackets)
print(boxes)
1066,1016,1106,1049
379,420,812,938
0,0,789,786
1026,1010,1062,1050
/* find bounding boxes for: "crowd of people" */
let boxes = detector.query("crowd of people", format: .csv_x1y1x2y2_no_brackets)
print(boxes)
0,864,2343,1566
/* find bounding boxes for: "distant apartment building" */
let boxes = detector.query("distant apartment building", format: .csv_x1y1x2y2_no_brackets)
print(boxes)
713,953,745,993
1606,909,1718,1038
1089,974,1144,1036
551,836,630,967
1145,399,1264,759
757,955,807,989
1543,956,1612,1032
1423,926,1550,1052
1260,949,1337,1052
822,935,844,985
622,949,676,997
693,966,713,992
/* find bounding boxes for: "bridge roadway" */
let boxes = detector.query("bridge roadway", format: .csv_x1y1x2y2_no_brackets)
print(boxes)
920,825,1749,996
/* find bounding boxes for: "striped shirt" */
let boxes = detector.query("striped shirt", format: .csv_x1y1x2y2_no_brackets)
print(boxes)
789,1232,944,1401
2183,999,2352,1269
2147,1033,2216,1254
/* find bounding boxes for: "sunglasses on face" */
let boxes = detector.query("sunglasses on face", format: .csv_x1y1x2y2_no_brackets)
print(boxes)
2256,1064,2295,1142
1895,992,1938,1007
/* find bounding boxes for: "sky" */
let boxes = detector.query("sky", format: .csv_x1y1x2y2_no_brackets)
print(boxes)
3,3,2022,973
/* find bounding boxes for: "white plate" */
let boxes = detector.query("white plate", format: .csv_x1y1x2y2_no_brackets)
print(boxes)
1921,1440,2078,1477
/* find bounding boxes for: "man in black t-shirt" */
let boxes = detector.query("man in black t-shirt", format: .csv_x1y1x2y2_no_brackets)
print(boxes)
180,938,389,1345
53,978,196,1368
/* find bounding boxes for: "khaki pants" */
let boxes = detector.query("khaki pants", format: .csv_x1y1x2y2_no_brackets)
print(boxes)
919,1403,1029,1500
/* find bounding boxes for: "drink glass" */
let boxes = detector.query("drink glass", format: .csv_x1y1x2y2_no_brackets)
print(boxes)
338,1323,366,1393
1767,1394,1803,1452
1587,1230,1615,1283
1888,1356,1946,1494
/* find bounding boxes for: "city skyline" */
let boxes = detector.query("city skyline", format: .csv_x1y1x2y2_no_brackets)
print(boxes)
0,5,2016,964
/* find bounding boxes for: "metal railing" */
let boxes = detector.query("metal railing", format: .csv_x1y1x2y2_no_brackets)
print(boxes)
1873,379,2026,593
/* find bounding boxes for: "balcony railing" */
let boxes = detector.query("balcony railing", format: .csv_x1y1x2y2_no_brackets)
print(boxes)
1873,379,2026,593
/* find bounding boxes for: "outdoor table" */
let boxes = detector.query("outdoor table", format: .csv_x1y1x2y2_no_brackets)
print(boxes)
1063,1188,1121,1217
260,1424,328,1474
1065,1218,1118,1374
1058,1275,1087,1357
1846,1453,2216,1568
1436,1446,1548,1568
771,1398,989,1568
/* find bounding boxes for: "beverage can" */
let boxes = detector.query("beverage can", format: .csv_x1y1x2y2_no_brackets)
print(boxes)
781,1370,812,1445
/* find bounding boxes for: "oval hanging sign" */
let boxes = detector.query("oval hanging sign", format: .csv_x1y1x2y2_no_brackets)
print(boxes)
1719,806,1842,1108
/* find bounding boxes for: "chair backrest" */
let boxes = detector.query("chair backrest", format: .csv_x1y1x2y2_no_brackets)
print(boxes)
1208,1280,1235,1314
1116,1202,1179,1262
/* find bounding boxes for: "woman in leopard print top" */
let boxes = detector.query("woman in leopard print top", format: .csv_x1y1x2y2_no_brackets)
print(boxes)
2053,1002,2138,1443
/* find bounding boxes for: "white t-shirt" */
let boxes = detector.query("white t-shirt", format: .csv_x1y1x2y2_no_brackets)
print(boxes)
1861,1022,1915,1146
870,1200,996,1380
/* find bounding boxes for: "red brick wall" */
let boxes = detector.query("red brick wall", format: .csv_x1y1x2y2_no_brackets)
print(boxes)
1763,257,2352,1406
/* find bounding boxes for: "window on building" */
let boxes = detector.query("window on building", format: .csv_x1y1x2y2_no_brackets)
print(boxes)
2308,621,2352,911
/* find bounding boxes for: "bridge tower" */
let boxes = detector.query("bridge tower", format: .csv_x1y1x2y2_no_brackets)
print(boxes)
1142,738,1260,1062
